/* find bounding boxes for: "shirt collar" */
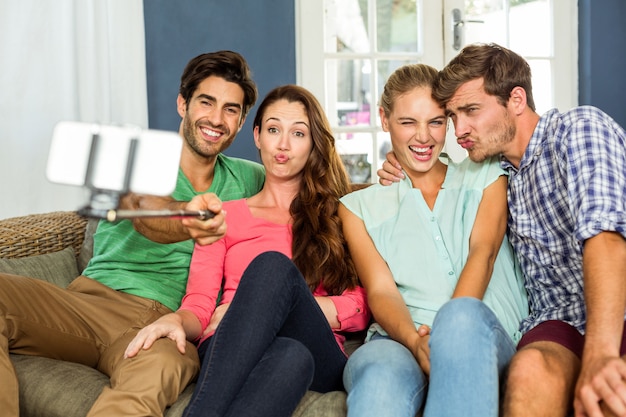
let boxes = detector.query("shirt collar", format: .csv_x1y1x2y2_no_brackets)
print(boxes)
500,108,559,173
399,153,451,189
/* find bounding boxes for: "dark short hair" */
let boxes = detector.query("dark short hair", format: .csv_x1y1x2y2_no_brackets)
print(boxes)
433,43,536,111
179,51,258,119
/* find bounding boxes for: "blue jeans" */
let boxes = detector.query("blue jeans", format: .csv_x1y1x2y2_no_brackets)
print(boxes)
343,297,516,417
183,251,347,417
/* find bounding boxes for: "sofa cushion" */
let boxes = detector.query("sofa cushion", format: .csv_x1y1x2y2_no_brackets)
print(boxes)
292,391,347,417
11,352,348,417
11,352,195,417
11,354,107,417
0,246,78,288
77,218,99,273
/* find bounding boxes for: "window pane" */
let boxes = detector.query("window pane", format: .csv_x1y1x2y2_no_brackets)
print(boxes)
510,0,551,56
376,0,419,53
377,59,414,108
336,132,373,183
327,59,372,127
463,0,507,46
376,130,392,171
527,59,552,114
324,0,370,53
326,59,415,129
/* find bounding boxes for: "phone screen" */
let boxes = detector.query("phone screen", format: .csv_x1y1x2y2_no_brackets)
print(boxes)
46,121,182,196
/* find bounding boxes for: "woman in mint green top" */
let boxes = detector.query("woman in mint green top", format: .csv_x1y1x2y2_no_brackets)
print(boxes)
342,155,526,341
339,64,528,417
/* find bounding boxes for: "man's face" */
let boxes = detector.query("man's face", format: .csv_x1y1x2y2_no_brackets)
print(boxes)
446,78,515,162
177,75,245,159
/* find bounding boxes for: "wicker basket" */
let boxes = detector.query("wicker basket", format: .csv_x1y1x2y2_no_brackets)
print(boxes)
0,211,87,259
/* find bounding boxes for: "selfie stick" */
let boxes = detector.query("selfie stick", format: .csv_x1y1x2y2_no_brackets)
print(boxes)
103,209,216,222
78,131,215,222
77,207,216,221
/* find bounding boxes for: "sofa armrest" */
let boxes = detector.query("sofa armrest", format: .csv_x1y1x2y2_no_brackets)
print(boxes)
0,211,87,260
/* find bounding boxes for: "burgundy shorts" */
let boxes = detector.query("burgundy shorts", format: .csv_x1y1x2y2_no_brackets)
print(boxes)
517,320,626,358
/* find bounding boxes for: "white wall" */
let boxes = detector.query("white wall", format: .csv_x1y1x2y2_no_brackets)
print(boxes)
0,0,147,219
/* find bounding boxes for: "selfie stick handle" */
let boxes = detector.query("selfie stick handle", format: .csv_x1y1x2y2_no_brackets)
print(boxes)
78,206,215,221
104,209,215,222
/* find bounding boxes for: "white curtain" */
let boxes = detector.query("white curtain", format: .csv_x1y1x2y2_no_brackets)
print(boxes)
0,0,147,219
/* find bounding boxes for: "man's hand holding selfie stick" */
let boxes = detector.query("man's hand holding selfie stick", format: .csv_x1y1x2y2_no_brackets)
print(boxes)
47,121,226,245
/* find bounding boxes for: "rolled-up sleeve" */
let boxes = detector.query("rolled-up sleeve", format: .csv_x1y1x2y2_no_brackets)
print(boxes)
323,285,370,332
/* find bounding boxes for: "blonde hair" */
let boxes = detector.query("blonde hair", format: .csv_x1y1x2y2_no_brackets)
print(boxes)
380,64,440,116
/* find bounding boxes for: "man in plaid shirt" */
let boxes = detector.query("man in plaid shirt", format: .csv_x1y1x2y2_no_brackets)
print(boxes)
381,43,626,417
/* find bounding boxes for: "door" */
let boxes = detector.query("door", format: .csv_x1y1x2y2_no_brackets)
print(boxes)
443,0,577,116
296,0,577,182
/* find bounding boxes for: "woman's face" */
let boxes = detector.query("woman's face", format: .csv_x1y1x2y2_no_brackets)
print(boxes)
254,99,313,181
380,86,447,175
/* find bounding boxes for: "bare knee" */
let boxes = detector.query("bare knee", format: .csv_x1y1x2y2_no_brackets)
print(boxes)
511,344,578,388
504,343,579,416
508,349,548,387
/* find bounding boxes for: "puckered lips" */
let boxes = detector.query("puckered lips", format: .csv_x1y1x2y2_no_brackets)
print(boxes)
409,145,434,161
275,152,289,163
457,137,474,150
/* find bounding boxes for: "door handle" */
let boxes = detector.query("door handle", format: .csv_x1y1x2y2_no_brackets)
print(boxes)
452,8,484,50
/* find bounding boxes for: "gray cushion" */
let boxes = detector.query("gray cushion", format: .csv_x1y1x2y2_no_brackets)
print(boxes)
0,246,78,288
77,218,99,273
11,353,347,417
11,351,195,417
12,354,107,417
293,391,347,417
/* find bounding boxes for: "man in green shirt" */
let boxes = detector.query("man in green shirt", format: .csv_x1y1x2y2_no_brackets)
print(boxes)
0,51,265,417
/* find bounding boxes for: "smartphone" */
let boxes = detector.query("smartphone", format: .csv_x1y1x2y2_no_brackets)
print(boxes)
46,121,182,197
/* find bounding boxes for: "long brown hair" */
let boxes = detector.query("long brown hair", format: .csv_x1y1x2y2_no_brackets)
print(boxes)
253,85,358,294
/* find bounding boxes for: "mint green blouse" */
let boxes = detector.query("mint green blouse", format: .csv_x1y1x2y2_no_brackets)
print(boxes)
341,156,528,343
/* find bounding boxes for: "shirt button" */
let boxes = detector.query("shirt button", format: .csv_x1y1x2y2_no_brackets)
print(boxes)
448,271,454,275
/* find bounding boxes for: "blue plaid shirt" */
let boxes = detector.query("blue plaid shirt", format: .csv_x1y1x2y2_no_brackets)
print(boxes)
503,106,626,335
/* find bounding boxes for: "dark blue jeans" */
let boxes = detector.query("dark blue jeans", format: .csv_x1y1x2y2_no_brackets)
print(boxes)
183,251,347,417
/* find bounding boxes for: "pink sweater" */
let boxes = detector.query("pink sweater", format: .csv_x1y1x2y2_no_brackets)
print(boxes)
180,198,370,348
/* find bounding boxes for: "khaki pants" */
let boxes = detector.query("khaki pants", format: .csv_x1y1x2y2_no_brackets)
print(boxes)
0,274,199,417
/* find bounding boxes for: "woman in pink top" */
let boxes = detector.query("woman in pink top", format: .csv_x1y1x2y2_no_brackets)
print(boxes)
126,85,370,417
